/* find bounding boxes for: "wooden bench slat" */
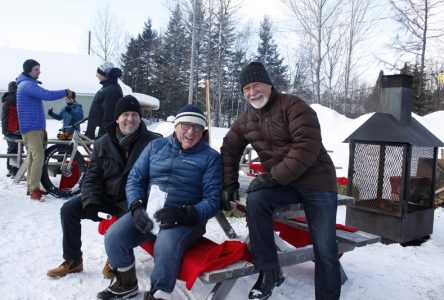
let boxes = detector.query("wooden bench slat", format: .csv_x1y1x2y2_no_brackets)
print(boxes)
199,260,255,283
200,241,357,284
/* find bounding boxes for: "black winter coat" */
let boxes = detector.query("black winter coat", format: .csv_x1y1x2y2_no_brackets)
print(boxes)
85,68,123,138
81,121,161,214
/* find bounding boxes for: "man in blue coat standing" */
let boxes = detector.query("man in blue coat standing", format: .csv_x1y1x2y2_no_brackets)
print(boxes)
16,59,74,201
96,104,223,300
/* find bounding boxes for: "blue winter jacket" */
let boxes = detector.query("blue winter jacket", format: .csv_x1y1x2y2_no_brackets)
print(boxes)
49,102,84,133
16,73,66,134
126,133,223,221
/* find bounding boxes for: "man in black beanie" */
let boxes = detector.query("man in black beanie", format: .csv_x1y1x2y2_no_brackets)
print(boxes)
16,58,75,201
47,95,160,279
221,62,340,300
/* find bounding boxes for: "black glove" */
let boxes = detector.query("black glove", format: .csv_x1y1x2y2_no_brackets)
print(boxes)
48,108,53,115
65,106,72,112
84,204,101,222
246,173,277,193
130,199,153,234
154,206,199,229
221,188,239,211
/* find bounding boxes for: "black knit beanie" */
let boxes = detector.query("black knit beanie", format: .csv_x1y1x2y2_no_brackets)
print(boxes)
114,95,141,120
8,81,17,92
23,59,40,74
239,61,273,91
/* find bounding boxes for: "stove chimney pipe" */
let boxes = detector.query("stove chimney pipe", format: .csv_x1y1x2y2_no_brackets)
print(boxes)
379,74,413,124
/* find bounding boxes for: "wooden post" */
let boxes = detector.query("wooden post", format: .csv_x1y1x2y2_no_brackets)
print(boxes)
204,79,211,143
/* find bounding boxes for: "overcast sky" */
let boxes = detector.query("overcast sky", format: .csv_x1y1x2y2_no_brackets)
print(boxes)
0,0,285,54
1,0,443,84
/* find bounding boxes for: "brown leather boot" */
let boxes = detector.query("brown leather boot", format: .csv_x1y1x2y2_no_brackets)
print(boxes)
47,259,83,278
102,259,113,279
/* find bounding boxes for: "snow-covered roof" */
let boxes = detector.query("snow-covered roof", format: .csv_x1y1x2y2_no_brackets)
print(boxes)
0,47,159,110
133,92,159,110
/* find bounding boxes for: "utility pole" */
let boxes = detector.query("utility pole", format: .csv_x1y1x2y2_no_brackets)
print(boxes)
188,0,197,104
88,31,91,55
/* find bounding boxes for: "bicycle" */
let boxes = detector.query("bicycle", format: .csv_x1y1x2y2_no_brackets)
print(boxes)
41,118,93,198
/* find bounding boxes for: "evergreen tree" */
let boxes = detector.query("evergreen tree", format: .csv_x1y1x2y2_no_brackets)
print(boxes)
181,0,207,109
256,16,289,92
183,0,239,126
411,63,433,116
121,37,142,89
152,4,190,119
212,0,238,126
223,47,247,126
400,62,433,116
120,19,160,96
137,19,161,96
364,70,383,113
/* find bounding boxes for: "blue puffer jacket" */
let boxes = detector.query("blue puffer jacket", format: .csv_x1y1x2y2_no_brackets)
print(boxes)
126,133,223,221
16,73,66,134
49,102,84,133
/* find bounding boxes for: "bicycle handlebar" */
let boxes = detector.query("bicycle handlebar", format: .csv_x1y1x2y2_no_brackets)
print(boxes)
59,117,89,132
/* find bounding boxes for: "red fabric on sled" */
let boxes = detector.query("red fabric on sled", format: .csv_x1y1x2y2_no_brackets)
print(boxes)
141,238,250,290
99,218,251,290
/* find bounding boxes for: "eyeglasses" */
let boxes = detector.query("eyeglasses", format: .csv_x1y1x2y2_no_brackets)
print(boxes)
179,122,204,133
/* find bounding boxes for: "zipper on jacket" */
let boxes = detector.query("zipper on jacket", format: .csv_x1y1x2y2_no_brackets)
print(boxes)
265,117,273,143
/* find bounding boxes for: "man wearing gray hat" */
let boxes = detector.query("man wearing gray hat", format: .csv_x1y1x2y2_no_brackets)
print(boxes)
85,61,123,139
221,62,340,300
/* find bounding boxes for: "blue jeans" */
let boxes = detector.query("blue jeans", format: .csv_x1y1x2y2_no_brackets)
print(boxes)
246,186,340,300
60,196,125,261
105,212,206,293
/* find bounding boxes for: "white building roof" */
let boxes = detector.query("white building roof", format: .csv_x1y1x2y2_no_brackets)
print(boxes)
0,47,159,110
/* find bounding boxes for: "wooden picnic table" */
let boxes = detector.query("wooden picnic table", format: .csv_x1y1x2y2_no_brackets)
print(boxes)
0,136,92,184
206,175,380,299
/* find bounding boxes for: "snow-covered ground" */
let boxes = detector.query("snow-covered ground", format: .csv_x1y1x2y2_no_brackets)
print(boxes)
1,105,444,300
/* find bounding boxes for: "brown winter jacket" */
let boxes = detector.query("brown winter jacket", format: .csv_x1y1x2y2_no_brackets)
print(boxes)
221,89,337,193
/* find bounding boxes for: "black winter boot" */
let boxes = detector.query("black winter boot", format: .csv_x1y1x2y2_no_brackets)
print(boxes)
96,264,139,299
248,266,285,300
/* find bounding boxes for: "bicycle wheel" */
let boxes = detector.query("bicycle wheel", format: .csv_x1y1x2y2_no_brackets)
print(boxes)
41,144,87,198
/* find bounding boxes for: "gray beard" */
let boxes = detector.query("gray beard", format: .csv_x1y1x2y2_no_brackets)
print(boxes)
250,97,269,109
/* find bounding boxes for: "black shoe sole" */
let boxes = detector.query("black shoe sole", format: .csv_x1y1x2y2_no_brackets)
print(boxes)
96,287,138,300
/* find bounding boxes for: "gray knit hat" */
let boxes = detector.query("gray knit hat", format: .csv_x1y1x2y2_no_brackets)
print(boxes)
97,61,115,76
239,62,273,91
